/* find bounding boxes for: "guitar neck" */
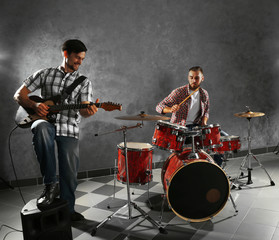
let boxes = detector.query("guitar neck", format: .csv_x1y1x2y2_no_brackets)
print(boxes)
49,102,100,111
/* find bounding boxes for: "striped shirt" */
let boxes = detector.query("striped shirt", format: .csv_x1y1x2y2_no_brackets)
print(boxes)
24,66,93,139
156,84,209,126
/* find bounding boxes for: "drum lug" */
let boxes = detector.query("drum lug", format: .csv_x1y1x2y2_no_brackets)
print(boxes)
152,138,157,143
188,152,200,159
146,170,153,181
203,129,211,134
166,179,170,187
172,130,178,136
156,125,160,130
145,169,152,175
177,136,183,142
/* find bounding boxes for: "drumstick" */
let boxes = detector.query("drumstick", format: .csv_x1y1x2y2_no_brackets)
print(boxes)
178,87,200,106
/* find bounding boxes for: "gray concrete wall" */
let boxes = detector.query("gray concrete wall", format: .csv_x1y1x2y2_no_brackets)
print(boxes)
1,0,279,181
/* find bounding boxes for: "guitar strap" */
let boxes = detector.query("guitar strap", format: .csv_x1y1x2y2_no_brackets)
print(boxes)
60,75,87,102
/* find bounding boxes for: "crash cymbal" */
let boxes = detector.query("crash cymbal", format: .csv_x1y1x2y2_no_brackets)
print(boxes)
115,112,170,121
234,111,265,118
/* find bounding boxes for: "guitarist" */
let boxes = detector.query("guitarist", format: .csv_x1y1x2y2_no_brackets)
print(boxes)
14,39,99,221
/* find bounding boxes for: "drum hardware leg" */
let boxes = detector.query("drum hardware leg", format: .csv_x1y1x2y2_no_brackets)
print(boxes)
233,118,275,188
108,159,118,209
221,153,229,169
159,194,166,225
188,136,200,159
133,202,167,234
145,169,153,209
229,194,238,214
230,178,240,190
92,124,165,236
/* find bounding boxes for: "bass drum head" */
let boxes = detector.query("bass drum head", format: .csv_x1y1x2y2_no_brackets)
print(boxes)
167,161,230,222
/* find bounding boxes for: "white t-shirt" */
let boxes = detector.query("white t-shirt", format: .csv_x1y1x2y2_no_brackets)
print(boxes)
186,90,201,125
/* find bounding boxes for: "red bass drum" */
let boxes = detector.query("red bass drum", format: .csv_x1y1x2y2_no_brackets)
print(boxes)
161,148,230,222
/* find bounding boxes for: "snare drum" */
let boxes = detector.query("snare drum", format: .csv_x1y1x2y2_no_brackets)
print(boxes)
215,136,241,154
195,124,222,152
162,148,230,222
152,120,188,152
117,142,153,185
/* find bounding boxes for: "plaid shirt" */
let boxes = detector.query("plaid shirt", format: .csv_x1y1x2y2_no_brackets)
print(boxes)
24,66,93,139
156,84,209,126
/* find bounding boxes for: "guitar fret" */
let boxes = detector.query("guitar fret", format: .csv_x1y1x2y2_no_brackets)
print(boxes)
50,104,90,111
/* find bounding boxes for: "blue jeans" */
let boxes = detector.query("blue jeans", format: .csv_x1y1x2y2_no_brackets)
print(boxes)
31,120,79,213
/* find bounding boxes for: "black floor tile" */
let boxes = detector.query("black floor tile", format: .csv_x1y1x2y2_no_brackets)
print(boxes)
91,184,125,196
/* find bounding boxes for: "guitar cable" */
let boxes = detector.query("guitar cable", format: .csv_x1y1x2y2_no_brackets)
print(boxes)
8,125,26,205
0,126,25,240
0,224,22,240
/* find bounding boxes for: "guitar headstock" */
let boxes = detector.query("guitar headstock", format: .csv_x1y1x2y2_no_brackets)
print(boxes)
100,102,122,111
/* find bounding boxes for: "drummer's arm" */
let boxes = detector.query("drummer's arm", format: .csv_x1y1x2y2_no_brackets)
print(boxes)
201,116,208,126
163,105,180,113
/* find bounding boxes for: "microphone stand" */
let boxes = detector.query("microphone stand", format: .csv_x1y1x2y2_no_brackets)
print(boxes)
91,123,166,236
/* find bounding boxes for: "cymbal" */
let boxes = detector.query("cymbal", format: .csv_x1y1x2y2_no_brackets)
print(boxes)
234,111,265,118
115,112,170,121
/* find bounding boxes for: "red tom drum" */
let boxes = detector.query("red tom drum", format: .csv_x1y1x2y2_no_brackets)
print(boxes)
117,142,153,185
194,124,222,152
152,120,188,152
161,148,230,222
215,136,241,154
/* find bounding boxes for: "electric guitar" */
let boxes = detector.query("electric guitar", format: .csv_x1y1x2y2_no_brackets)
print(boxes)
15,95,122,128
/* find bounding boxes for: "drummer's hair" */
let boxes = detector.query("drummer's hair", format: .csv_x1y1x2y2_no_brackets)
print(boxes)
189,66,203,74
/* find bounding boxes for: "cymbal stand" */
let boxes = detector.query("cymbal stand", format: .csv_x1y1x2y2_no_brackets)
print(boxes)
233,117,275,187
92,123,166,236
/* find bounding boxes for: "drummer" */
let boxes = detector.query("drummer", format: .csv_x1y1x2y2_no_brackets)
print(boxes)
156,66,208,129
156,66,225,165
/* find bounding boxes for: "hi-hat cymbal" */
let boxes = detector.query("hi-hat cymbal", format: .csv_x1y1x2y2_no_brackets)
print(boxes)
115,112,170,121
234,111,265,118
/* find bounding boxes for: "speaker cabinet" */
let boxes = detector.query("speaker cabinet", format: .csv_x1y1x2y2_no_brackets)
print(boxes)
20,199,73,240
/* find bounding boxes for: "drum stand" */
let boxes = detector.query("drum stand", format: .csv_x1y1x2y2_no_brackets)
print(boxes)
108,159,153,209
92,123,166,236
233,117,275,187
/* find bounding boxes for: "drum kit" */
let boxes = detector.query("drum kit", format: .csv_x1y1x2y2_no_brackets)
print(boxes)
151,120,239,222
92,109,274,235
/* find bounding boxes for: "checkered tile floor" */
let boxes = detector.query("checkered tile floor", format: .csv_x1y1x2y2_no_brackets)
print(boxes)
1,152,279,239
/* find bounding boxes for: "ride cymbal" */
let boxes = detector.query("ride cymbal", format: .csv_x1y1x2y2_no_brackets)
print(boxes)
234,111,265,118
115,112,170,121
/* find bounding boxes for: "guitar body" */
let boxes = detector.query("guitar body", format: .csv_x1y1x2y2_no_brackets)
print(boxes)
15,96,59,128
15,95,122,128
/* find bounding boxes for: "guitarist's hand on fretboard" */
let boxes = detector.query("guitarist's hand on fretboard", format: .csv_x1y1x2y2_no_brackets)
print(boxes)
80,98,100,117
